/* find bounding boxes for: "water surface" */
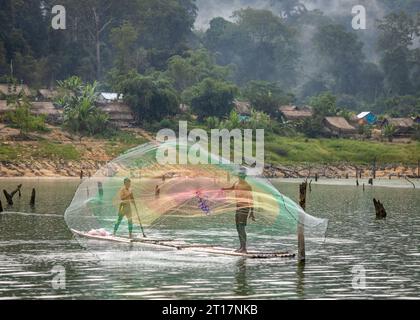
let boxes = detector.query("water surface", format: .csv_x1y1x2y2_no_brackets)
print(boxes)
0,178,418,299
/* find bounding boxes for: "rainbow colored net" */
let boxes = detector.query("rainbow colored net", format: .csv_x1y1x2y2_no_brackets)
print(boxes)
65,140,328,253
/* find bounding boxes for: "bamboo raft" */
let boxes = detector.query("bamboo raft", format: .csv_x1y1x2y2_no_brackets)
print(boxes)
71,229,295,259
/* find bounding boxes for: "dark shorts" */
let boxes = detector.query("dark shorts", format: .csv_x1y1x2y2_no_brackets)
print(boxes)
235,207,250,225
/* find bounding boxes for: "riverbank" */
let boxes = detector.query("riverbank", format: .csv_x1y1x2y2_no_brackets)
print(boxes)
1,124,419,178
1,159,418,179
263,163,420,179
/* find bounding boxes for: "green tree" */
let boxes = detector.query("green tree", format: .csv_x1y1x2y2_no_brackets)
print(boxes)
309,92,337,117
6,96,46,136
204,8,298,87
185,78,238,121
57,77,109,136
377,12,418,95
382,124,396,142
110,21,139,73
118,71,179,122
166,49,232,93
243,80,294,117
298,92,337,138
313,24,365,95
220,110,241,130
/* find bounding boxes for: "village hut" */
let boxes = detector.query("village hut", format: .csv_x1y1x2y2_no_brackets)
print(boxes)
37,89,59,101
0,100,62,124
0,84,32,97
381,118,414,137
279,105,313,121
356,111,377,125
97,92,123,104
323,116,357,136
97,102,135,128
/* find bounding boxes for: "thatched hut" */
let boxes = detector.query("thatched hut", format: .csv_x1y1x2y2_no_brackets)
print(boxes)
97,102,135,128
279,105,313,121
234,100,252,116
381,118,414,137
323,116,357,136
0,84,32,97
0,100,62,123
37,89,59,101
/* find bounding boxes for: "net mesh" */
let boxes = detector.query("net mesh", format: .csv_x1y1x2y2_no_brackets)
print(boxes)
64,141,328,252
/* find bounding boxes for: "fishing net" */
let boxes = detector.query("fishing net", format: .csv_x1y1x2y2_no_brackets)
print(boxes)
64,140,328,253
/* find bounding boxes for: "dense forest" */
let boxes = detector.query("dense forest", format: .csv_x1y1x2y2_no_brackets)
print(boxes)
0,0,420,120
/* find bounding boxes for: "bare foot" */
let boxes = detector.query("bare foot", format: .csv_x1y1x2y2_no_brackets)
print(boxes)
237,248,248,254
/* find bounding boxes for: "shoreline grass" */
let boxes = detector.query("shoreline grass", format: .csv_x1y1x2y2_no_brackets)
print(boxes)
266,136,420,165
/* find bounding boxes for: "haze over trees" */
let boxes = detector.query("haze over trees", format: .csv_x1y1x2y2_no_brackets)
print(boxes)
0,0,419,126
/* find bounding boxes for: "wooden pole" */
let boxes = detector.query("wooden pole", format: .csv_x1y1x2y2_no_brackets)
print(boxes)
372,157,377,179
30,188,36,207
0,199,3,213
298,181,307,263
98,182,104,200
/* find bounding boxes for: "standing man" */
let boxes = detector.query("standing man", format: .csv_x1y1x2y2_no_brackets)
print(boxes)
113,178,135,238
222,169,255,253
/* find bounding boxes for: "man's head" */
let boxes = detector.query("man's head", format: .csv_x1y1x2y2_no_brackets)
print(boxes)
124,178,131,188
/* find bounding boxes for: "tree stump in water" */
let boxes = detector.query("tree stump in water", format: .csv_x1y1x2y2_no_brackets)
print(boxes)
3,184,23,206
3,190,13,205
368,178,373,185
0,200,3,213
373,198,387,219
30,188,36,207
12,184,22,198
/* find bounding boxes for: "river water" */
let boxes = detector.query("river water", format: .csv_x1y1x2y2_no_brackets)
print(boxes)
0,178,418,299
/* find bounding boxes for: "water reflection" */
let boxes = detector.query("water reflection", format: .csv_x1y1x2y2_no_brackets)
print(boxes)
296,262,305,299
234,258,254,296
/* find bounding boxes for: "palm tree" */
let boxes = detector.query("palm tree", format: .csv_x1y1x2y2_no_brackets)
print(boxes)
382,124,396,142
